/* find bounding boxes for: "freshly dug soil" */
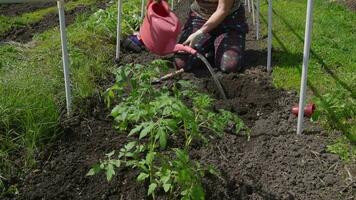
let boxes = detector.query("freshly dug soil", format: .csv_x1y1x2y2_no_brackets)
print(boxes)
345,0,356,11
0,2,55,17
6,1,355,200
0,0,110,43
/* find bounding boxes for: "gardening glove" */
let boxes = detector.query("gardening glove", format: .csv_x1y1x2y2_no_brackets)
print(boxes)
183,29,204,47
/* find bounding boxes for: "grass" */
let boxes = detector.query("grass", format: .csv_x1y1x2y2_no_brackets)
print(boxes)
259,0,355,159
0,0,142,195
0,0,99,35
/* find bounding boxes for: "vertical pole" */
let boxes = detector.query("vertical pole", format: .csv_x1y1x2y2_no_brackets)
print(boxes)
297,0,314,135
247,0,251,12
57,0,71,115
141,0,145,20
116,0,123,61
245,0,247,6
256,0,260,40
267,0,272,73
171,0,174,10
251,0,255,26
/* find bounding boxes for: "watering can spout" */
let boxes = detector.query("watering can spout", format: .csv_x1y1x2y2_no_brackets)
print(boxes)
173,44,197,55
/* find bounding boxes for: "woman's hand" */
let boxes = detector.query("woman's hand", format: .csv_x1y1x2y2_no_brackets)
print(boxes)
183,29,204,47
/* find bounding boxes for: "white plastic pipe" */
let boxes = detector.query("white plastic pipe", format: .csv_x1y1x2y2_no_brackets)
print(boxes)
57,0,72,115
141,0,145,20
267,0,272,73
251,0,255,26
116,0,123,61
297,0,314,135
256,0,260,40
0,0,56,3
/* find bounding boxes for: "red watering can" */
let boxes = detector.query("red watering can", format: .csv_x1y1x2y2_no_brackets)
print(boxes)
139,0,227,99
139,0,197,56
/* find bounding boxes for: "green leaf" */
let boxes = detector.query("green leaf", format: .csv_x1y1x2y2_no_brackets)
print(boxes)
159,128,167,149
148,183,157,196
106,164,115,181
139,122,155,139
191,185,205,200
106,150,115,158
207,166,220,177
125,141,136,151
161,175,170,184
111,159,121,168
146,152,155,165
163,183,171,192
86,164,101,176
129,125,143,136
137,173,149,181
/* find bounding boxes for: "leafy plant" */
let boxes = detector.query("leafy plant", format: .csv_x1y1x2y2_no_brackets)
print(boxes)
89,61,246,199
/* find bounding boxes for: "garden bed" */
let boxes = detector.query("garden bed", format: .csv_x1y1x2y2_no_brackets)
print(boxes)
5,1,355,200
0,2,55,17
0,0,110,42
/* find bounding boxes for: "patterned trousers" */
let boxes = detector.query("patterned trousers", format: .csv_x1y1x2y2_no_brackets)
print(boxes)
174,6,249,73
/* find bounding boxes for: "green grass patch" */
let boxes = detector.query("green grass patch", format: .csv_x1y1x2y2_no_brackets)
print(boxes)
0,0,98,35
259,0,355,158
0,0,142,195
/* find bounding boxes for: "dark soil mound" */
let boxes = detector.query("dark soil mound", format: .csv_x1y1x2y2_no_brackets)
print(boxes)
7,1,355,200
0,0,110,43
0,2,55,17
346,0,356,11
17,95,146,200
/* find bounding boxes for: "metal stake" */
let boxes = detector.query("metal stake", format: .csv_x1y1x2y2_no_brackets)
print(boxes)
57,0,72,115
251,0,255,26
267,0,272,73
256,0,260,40
116,0,123,61
141,0,145,20
297,0,314,135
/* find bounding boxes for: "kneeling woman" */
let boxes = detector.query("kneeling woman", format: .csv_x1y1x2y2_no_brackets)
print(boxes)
175,0,248,73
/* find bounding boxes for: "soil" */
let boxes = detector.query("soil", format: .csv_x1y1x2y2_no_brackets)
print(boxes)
345,0,356,11
0,0,110,43
3,1,355,200
0,2,55,17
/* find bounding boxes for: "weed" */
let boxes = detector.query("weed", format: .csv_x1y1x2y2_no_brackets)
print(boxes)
327,136,356,161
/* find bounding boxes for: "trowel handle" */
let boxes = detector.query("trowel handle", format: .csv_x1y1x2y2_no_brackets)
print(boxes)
173,44,197,55
152,68,184,84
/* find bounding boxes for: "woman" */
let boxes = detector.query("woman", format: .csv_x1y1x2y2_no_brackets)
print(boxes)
175,0,248,73
123,0,248,73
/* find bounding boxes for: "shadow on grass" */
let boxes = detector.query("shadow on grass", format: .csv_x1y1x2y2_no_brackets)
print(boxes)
271,8,355,99
259,8,355,141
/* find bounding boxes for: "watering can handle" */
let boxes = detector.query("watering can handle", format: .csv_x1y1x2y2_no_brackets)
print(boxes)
147,0,168,8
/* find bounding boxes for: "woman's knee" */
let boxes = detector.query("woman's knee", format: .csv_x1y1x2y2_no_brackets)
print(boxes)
219,50,243,73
